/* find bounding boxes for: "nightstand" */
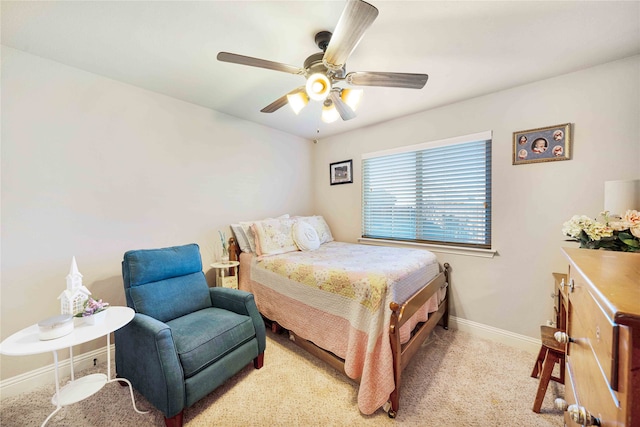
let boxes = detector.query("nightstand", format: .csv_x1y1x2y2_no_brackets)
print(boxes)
210,261,240,288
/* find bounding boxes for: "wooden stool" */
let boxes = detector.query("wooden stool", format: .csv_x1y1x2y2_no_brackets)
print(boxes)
531,325,565,413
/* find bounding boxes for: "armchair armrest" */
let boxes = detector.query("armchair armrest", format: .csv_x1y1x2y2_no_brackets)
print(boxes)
210,287,266,353
114,313,185,418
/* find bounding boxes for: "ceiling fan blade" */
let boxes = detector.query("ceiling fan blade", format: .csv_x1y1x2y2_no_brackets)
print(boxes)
217,52,304,75
329,91,356,121
260,87,306,113
323,0,379,70
260,94,288,113
345,71,429,89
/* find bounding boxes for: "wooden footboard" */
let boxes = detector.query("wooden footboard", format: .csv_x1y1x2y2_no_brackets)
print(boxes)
388,262,450,418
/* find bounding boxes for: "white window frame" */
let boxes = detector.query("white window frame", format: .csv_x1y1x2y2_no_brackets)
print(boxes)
359,131,495,258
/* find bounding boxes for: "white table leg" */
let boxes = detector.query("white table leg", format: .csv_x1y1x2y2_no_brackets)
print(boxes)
107,378,149,414
106,333,148,414
69,346,75,381
41,406,62,427
107,333,111,380
42,350,63,427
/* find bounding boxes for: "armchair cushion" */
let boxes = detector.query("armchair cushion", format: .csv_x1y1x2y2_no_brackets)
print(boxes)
123,244,211,322
124,243,203,286
129,272,211,323
166,307,256,379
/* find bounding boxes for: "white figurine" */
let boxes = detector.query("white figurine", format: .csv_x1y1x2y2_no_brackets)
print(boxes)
58,256,92,316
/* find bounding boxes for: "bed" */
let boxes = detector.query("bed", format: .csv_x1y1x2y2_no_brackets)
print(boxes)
228,215,450,418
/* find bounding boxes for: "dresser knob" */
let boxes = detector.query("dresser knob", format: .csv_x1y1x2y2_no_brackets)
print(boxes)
568,278,575,293
554,398,568,411
570,405,600,425
555,400,601,425
560,278,565,290
554,331,574,344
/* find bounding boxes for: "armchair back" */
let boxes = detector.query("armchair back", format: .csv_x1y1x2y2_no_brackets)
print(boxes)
122,243,211,322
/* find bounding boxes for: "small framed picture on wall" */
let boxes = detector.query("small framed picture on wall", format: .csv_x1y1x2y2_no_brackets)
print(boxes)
330,159,353,185
513,123,572,165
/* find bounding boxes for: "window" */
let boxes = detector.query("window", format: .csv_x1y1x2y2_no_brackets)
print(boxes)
362,131,492,249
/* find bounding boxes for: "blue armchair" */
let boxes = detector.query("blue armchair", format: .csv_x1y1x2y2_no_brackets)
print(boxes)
115,243,266,427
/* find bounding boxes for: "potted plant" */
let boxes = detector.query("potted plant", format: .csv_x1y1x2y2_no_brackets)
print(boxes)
75,297,110,325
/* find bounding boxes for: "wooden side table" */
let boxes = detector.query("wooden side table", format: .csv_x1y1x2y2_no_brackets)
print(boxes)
531,325,566,412
530,272,568,412
0,307,148,426
210,261,240,288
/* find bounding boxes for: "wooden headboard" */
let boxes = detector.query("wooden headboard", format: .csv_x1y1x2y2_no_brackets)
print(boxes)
229,237,240,276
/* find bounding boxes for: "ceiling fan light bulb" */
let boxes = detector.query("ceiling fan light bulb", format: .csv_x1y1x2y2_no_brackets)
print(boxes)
287,91,308,115
341,88,363,111
321,101,340,123
306,73,331,101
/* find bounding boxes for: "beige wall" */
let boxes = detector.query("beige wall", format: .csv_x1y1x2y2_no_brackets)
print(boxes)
0,47,314,379
313,55,640,338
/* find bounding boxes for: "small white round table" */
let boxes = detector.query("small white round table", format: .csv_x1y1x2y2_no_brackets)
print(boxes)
0,306,148,426
210,261,240,288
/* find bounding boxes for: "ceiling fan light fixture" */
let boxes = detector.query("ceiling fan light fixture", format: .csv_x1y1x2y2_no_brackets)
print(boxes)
341,88,363,111
219,1,428,126
287,91,309,115
306,73,331,101
321,100,340,123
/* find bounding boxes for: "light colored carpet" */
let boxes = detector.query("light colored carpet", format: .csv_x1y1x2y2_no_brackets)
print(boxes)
0,328,563,426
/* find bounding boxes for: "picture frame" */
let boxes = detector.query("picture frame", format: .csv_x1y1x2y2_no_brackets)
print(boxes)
513,123,571,165
329,159,353,185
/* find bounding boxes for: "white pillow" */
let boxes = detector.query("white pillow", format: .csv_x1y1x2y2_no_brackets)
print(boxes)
297,215,334,244
251,217,298,257
230,224,251,253
292,221,320,251
239,214,290,253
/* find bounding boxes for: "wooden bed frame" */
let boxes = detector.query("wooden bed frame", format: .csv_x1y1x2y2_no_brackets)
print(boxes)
228,237,450,418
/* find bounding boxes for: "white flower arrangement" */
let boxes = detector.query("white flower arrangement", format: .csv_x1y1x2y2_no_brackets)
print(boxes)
562,210,640,252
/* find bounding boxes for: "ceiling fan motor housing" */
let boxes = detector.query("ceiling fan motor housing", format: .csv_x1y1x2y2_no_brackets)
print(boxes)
304,52,345,80
315,31,332,52
303,31,345,80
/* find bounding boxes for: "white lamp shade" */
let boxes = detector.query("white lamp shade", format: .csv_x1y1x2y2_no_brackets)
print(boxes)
341,88,363,111
321,102,340,123
286,91,308,115
306,73,331,101
604,179,640,215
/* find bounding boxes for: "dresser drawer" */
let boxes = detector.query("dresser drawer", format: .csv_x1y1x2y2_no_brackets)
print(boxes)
568,271,619,390
566,340,622,425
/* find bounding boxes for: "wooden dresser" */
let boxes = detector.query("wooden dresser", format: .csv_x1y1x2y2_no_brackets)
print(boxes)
559,248,640,427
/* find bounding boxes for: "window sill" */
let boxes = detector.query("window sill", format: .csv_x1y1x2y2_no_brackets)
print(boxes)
357,238,497,258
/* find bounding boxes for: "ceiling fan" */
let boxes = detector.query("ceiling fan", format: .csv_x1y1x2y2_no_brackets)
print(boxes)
217,0,428,123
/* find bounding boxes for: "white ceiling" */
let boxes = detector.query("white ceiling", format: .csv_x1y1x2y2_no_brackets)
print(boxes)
2,1,639,140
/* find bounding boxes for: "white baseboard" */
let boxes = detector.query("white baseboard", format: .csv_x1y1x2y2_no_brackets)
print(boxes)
1,318,539,400
0,344,114,400
449,316,541,354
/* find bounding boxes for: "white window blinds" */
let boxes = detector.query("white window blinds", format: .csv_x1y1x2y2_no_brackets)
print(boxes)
362,131,492,248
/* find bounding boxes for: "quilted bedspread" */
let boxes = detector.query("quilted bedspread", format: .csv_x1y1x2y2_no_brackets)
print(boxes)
239,241,443,414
